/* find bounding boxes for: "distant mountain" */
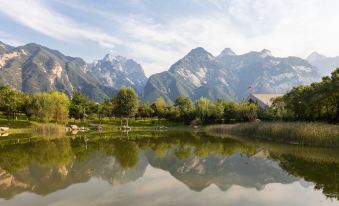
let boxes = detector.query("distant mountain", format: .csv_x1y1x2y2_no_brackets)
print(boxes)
218,49,320,99
0,41,14,55
142,47,320,103
307,52,339,76
0,41,323,102
0,42,115,100
142,47,236,103
89,54,147,95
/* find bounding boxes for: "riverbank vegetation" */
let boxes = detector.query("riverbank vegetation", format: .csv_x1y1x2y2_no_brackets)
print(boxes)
203,68,338,146
205,122,339,146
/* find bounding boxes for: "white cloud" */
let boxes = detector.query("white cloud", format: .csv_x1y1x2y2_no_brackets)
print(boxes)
112,0,339,75
0,0,120,48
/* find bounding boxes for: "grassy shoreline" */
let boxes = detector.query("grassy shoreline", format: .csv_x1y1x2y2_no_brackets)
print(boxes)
205,122,339,147
0,118,191,135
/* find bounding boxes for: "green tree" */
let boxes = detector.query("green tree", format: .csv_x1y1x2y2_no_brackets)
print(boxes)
0,86,24,120
151,97,166,119
239,102,258,122
69,92,90,120
50,92,70,123
174,96,194,123
97,98,113,123
223,100,239,122
29,92,69,123
30,93,54,122
138,102,153,119
113,87,139,127
195,97,211,123
211,99,227,122
270,96,290,120
331,68,339,122
22,94,35,120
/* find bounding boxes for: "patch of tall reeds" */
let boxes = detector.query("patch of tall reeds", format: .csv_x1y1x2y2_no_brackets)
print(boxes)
32,123,66,138
205,122,339,147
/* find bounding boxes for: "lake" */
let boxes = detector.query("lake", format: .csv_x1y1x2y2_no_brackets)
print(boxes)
0,131,338,206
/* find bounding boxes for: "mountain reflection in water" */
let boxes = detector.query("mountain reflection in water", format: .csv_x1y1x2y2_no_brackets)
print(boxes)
0,131,338,206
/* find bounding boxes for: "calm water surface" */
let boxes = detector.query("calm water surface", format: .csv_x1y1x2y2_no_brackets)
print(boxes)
0,131,338,206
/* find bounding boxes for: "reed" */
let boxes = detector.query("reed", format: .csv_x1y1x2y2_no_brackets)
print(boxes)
32,123,66,137
205,122,339,147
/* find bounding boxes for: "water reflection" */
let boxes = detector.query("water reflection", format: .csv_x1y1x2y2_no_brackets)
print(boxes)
0,131,338,205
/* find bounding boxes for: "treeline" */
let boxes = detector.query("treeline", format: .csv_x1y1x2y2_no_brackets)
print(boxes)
70,87,261,125
0,86,259,124
0,86,69,123
269,68,338,123
0,68,337,124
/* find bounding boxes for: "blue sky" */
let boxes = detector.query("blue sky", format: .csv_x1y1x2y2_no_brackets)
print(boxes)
1,0,339,76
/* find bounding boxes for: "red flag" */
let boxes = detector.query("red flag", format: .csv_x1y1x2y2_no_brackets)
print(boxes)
247,84,253,90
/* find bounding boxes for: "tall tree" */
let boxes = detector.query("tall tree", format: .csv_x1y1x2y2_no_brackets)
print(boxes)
113,87,139,127
69,92,90,120
29,92,69,123
239,102,258,122
223,100,239,122
138,102,153,119
0,86,24,120
151,98,166,119
195,97,211,123
50,92,70,124
174,96,193,123
97,98,114,123
31,93,54,122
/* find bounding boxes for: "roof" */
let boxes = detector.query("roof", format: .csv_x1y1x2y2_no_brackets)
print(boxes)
248,93,284,108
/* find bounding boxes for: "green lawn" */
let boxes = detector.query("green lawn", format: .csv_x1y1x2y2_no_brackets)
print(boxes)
0,118,37,128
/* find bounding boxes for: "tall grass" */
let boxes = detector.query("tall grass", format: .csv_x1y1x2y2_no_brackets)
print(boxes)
205,122,339,147
32,123,66,138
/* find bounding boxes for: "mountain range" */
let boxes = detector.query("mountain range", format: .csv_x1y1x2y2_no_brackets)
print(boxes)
306,52,339,76
0,41,330,102
89,54,147,95
143,47,320,103
0,41,115,101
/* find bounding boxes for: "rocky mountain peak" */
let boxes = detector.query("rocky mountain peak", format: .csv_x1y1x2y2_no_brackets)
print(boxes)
306,52,327,63
89,54,147,95
306,52,339,76
186,47,214,59
103,53,126,63
259,49,272,57
0,41,14,55
218,48,236,57
22,43,43,52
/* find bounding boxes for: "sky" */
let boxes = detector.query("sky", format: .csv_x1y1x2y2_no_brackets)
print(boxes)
1,0,339,76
